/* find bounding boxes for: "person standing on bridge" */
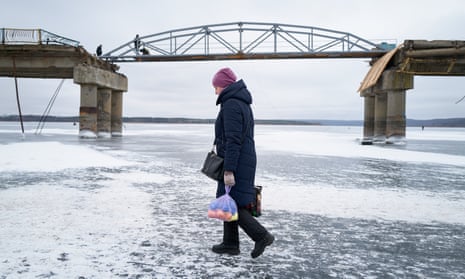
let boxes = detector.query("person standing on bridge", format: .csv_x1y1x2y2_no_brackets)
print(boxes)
210,67,274,258
96,44,102,56
134,34,140,54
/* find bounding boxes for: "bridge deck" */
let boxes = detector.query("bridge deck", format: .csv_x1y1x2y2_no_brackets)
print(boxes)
0,44,117,79
396,40,465,76
114,50,387,63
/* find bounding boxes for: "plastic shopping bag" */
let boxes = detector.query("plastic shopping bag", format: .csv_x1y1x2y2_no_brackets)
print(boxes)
207,186,238,222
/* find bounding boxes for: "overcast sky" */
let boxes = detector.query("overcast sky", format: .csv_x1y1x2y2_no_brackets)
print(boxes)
1,0,464,120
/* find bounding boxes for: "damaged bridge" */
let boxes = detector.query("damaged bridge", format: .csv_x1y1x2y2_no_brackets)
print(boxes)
0,28,127,138
358,40,465,144
2,25,464,142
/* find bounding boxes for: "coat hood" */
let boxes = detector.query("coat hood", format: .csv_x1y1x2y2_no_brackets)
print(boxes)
216,79,252,106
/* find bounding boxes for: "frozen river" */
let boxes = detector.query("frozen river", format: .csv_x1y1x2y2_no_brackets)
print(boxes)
1,122,464,278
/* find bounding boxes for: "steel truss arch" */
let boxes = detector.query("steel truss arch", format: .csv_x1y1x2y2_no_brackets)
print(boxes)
101,22,394,62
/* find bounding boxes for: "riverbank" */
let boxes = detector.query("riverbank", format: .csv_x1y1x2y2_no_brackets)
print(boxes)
1,115,465,127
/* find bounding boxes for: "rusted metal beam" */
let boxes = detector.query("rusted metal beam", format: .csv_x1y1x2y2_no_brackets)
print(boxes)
119,50,386,63
405,47,465,58
404,40,465,50
398,58,465,76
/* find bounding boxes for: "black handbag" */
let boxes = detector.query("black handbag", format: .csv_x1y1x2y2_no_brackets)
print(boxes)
202,119,250,181
201,148,224,181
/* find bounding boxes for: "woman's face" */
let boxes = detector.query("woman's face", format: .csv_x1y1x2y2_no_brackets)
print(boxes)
214,86,223,95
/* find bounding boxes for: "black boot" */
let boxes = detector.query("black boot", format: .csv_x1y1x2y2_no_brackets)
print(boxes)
212,221,240,255
251,232,274,258
212,242,240,255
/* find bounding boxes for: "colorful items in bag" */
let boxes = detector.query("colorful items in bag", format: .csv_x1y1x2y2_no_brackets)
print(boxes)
207,186,238,222
246,185,262,217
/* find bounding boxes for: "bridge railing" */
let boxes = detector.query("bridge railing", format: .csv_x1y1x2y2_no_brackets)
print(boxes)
1,28,79,47
102,22,395,62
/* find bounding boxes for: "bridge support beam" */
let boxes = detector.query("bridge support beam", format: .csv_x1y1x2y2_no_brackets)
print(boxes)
360,90,375,144
111,90,123,137
97,88,112,138
374,92,387,143
386,90,406,143
381,70,413,143
74,64,128,138
79,84,98,138
360,69,413,144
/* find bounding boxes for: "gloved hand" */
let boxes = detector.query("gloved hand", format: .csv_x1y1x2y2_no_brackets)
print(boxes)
224,171,235,186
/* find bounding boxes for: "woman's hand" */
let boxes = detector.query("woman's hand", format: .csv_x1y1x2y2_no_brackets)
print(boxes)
224,171,235,186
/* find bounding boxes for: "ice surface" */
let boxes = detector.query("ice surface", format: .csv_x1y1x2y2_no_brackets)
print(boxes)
1,126,464,225
255,129,465,167
0,141,134,172
1,123,464,278
263,183,465,224
0,181,152,277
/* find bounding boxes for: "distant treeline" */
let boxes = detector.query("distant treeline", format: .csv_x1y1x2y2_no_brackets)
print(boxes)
316,118,465,127
0,115,319,126
1,115,464,127
123,117,319,126
0,115,79,122
406,118,465,127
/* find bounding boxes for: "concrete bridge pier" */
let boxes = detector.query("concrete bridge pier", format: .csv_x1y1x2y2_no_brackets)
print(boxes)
111,91,123,137
386,90,406,143
74,64,128,138
360,88,375,144
360,69,413,144
97,88,112,138
381,70,413,143
373,91,387,143
79,84,98,138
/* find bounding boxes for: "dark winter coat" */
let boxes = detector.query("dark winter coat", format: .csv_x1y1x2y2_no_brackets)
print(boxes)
215,79,256,207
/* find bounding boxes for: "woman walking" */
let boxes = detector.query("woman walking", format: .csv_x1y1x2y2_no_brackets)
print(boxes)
210,67,274,258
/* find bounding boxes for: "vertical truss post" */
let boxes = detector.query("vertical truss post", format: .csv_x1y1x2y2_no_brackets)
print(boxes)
273,24,278,53
205,27,209,55
169,32,173,54
239,22,243,53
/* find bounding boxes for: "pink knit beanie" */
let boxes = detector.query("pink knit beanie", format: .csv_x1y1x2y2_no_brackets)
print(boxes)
212,67,237,88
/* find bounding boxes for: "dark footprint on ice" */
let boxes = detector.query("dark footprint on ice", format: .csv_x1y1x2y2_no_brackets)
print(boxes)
57,252,69,261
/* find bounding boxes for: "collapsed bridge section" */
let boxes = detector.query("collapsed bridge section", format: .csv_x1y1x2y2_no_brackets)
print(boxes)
359,40,465,144
0,28,128,138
